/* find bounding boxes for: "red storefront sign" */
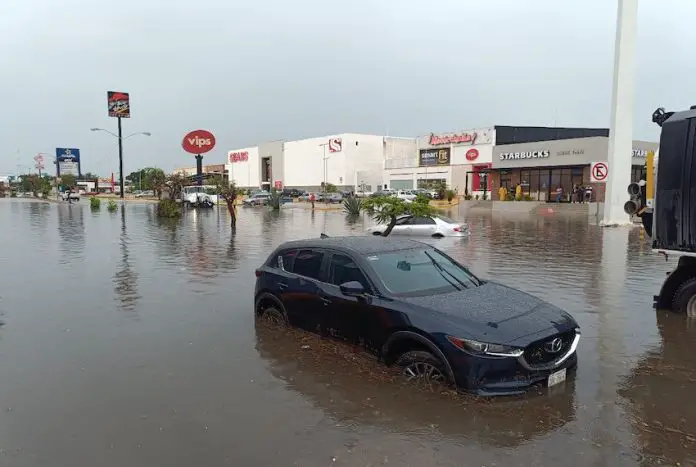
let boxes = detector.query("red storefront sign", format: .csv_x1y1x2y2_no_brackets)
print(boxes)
465,148,479,161
182,129,216,154
274,181,283,189
229,151,249,163
429,132,477,146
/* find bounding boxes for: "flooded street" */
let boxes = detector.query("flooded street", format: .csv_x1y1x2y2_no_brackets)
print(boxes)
1,199,695,466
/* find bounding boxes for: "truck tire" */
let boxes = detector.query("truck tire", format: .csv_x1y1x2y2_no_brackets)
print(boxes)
672,277,696,316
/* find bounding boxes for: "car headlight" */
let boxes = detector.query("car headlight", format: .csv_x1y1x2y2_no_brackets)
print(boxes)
446,335,524,358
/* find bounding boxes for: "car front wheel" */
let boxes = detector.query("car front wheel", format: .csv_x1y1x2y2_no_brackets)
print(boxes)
258,304,288,326
395,350,450,388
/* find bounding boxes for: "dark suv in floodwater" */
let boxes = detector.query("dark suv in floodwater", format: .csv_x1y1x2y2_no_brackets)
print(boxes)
254,236,580,396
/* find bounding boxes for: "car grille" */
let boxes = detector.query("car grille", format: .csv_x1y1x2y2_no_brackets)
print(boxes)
522,331,576,368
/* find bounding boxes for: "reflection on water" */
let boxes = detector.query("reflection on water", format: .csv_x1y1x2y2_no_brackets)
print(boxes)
113,206,140,312
0,199,693,466
255,322,576,449
619,313,696,466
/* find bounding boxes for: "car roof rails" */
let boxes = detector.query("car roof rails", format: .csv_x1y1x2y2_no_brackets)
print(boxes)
320,233,330,239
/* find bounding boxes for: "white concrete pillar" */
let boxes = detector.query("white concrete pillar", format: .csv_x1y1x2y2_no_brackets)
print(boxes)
602,0,638,226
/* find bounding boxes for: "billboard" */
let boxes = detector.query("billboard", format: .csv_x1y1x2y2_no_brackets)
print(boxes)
419,148,451,167
107,91,130,118
56,148,81,177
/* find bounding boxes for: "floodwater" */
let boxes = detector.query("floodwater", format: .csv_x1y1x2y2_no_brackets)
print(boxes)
0,199,695,467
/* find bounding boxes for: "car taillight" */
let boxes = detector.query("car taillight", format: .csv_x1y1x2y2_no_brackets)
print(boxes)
255,270,262,277
453,227,461,232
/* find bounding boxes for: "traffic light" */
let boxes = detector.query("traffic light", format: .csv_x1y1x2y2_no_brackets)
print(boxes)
624,180,646,215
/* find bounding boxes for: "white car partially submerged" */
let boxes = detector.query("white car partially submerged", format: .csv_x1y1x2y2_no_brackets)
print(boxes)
367,215,469,238
182,185,217,207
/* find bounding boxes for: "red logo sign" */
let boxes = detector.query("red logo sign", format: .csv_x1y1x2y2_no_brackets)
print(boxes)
465,148,479,161
182,130,216,154
229,151,249,163
429,132,477,146
329,138,343,153
274,181,283,189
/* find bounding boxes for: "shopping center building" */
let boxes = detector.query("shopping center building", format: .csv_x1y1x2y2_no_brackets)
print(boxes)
225,134,413,192
489,128,657,201
382,127,495,197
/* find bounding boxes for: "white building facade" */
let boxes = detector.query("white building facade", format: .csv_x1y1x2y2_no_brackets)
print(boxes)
225,133,412,192
383,127,495,197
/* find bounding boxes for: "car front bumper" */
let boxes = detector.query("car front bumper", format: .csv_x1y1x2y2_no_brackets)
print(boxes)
447,331,580,396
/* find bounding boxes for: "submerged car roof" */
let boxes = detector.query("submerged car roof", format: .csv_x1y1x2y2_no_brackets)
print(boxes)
275,236,427,256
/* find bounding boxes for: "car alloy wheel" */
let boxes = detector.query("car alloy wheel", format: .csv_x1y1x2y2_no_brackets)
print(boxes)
260,306,288,327
395,350,448,388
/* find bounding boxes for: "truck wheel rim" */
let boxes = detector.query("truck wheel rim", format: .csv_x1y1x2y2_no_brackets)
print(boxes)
687,295,696,318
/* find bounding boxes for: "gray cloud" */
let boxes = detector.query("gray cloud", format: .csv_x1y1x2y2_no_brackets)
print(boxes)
1,0,694,175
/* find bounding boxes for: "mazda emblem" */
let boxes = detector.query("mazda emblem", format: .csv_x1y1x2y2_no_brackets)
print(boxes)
544,337,564,354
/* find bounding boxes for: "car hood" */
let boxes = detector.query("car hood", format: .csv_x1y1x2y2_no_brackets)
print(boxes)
400,281,576,345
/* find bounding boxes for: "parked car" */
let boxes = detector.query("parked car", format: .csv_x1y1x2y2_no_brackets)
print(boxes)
371,189,396,198
181,185,216,208
254,236,580,395
60,190,80,202
413,188,434,199
327,193,344,203
367,215,468,237
396,190,416,201
243,192,270,206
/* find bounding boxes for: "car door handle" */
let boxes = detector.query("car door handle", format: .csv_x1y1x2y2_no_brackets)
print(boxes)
320,297,332,305
278,283,288,290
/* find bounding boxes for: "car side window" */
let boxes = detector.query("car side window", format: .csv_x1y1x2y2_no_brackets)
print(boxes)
412,216,436,225
328,254,371,292
395,217,413,226
291,249,324,280
277,249,298,271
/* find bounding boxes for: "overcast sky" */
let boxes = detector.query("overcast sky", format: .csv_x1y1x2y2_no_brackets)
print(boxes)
1,0,694,176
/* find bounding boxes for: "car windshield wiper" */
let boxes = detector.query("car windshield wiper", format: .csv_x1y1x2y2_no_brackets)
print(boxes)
423,251,468,290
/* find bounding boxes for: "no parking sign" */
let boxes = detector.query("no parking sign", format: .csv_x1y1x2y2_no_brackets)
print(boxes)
590,161,608,183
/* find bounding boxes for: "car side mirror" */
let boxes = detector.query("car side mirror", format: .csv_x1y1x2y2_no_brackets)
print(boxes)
339,281,364,297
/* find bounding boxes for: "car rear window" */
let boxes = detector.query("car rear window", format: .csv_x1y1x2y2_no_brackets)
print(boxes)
364,248,480,296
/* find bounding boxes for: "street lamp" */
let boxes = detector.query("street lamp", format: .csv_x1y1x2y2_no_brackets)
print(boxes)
90,128,151,198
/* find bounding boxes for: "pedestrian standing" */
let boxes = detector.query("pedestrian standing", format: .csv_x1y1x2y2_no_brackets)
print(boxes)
310,192,315,210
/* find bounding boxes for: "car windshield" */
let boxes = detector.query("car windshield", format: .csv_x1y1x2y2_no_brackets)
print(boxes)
364,248,481,296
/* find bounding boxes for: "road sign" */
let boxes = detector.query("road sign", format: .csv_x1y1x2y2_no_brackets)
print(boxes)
182,130,216,154
590,161,608,183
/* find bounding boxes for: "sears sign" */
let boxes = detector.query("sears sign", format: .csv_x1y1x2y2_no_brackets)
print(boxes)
182,130,216,154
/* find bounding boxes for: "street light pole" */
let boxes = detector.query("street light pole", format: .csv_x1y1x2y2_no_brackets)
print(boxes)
117,117,124,198
90,128,150,199
319,142,330,198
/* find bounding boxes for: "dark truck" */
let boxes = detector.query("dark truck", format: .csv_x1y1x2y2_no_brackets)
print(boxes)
626,106,696,315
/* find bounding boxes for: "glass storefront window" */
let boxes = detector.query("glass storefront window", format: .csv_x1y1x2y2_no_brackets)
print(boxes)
538,169,549,201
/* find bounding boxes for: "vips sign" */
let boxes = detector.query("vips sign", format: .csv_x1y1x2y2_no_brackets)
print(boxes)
55,148,81,176
419,148,451,167
107,91,130,118
182,130,216,154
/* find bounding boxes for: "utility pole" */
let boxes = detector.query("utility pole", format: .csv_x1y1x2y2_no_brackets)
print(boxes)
602,0,638,226
117,117,124,198
318,142,330,200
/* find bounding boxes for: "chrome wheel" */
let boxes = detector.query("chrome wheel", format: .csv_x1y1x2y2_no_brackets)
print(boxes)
402,362,445,384
260,307,287,326
687,295,696,318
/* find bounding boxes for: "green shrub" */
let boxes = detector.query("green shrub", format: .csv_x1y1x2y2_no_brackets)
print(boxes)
446,189,457,202
107,200,118,212
342,196,363,215
464,194,472,200
523,194,534,201
90,197,101,209
156,199,181,218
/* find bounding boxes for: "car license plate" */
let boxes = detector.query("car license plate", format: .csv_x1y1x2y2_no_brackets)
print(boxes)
548,368,566,387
